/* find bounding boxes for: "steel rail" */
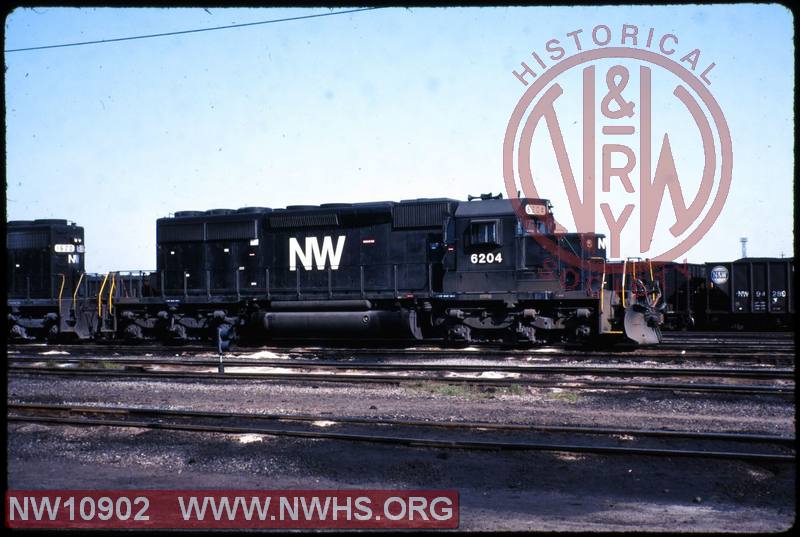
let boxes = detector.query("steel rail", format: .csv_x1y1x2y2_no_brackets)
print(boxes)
8,366,794,395
7,413,794,463
7,356,795,379
8,344,794,361
660,340,794,346
9,402,795,445
10,337,795,349
662,331,794,339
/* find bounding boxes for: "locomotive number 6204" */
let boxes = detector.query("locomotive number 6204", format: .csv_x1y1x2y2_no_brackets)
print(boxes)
470,252,503,264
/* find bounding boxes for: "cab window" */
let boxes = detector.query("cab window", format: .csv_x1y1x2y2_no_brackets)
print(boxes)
469,220,500,246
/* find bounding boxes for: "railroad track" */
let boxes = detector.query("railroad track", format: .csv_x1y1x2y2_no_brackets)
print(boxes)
8,364,794,396
7,403,794,463
8,343,795,362
8,356,795,380
663,331,794,340
659,338,794,348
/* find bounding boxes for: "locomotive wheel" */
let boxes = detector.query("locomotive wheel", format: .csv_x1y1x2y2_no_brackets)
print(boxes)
445,323,472,346
46,324,60,342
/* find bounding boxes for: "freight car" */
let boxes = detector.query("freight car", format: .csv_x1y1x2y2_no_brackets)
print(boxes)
7,195,665,346
700,258,794,330
624,258,795,331
650,262,707,330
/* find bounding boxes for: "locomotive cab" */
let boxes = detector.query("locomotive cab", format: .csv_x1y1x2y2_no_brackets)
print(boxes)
443,198,519,297
438,196,663,344
442,196,568,299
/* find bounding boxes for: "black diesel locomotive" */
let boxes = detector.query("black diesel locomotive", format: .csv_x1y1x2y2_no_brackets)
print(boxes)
7,195,665,346
7,219,86,340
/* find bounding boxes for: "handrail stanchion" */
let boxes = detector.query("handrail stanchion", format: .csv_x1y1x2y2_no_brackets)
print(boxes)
97,272,110,318
621,260,627,308
428,263,433,293
72,272,85,316
108,273,116,315
236,269,241,300
57,274,66,317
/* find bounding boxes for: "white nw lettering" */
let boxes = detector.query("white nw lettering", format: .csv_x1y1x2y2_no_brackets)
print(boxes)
289,236,346,271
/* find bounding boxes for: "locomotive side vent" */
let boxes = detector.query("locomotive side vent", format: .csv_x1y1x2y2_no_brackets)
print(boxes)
157,223,204,243
269,213,339,228
392,201,451,229
206,220,258,241
7,230,50,249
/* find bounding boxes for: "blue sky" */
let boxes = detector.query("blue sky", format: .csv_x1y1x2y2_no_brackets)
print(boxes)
5,5,794,273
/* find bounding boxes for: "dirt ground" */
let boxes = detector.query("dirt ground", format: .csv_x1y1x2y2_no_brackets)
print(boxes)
7,373,795,531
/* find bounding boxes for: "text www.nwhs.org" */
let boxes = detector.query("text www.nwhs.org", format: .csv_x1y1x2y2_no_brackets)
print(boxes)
179,495,455,522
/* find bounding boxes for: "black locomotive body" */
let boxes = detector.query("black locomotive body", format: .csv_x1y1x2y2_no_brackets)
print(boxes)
7,196,666,345
7,219,86,340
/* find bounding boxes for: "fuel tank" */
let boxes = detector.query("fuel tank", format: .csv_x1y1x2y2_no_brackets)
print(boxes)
259,307,423,339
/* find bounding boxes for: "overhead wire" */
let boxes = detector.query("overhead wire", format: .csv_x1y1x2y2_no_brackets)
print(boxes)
5,7,384,53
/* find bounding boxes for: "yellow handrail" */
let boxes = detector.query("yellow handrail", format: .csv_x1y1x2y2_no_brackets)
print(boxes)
57,274,66,316
97,272,110,316
621,259,627,308
71,272,85,314
600,261,606,316
108,273,116,315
